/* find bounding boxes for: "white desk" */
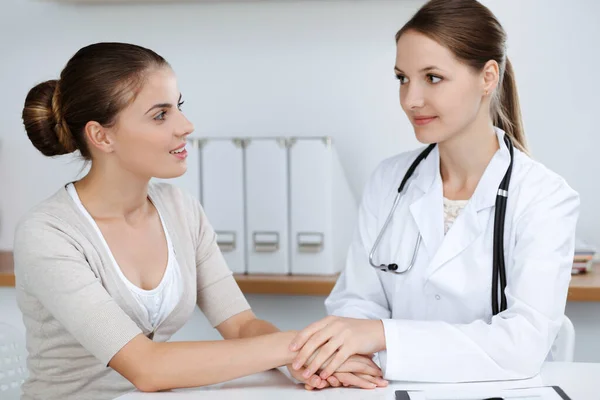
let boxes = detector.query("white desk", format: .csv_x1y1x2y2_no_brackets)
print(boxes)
116,362,598,400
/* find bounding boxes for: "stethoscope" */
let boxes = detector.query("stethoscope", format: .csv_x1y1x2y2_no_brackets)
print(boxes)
368,135,514,315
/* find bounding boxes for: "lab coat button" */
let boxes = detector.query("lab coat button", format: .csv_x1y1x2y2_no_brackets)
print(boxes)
435,294,441,300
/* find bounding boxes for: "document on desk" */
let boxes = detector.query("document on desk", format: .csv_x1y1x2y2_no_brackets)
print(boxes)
397,385,571,400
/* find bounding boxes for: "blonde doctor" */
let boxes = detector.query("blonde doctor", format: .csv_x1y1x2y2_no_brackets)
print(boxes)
288,0,580,385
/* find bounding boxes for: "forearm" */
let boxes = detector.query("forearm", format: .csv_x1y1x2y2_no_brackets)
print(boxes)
138,331,296,391
239,318,280,338
238,318,298,376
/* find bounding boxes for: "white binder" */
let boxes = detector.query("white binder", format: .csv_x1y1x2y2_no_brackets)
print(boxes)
289,137,357,275
245,138,289,274
200,139,246,274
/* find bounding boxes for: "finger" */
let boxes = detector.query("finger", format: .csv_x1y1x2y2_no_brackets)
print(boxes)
318,347,351,380
303,378,329,391
356,357,383,376
305,348,320,366
334,372,377,389
354,354,383,372
303,338,343,379
327,375,341,387
308,375,323,388
335,358,382,377
317,353,335,371
293,327,337,372
355,373,389,387
290,316,335,352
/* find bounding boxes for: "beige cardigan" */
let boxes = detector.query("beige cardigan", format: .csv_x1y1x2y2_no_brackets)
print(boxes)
13,182,251,400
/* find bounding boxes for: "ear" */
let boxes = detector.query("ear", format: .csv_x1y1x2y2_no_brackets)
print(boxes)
84,121,116,154
482,59,500,96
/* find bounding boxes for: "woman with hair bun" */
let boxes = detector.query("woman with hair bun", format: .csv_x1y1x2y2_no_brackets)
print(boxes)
17,42,386,399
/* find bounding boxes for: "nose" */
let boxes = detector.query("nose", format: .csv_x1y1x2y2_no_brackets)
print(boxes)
401,82,425,110
176,112,195,138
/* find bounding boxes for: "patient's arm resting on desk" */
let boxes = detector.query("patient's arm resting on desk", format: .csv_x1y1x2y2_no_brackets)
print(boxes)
109,327,302,392
219,310,387,390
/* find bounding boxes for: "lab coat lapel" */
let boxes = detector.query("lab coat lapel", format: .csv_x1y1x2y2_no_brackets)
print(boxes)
408,147,444,261
426,127,512,278
426,202,482,277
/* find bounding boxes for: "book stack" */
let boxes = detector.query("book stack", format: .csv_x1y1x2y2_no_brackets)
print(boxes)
572,238,597,275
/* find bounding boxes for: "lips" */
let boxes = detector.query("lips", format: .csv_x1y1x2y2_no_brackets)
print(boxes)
413,116,437,126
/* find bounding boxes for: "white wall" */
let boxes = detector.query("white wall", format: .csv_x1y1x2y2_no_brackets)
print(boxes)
1,0,599,250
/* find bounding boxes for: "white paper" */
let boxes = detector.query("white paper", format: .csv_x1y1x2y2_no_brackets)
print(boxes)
406,386,564,400
390,375,544,393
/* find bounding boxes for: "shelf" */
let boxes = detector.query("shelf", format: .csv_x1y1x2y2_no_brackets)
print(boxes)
234,273,338,296
0,252,14,287
1,251,599,300
568,263,600,301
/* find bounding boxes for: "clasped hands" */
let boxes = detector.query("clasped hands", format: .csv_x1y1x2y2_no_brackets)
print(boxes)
285,316,387,390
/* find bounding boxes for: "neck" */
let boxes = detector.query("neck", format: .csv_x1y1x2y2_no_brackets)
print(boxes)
438,119,498,200
74,160,151,220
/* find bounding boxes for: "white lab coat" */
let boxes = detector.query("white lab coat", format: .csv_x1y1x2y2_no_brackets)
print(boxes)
325,128,580,383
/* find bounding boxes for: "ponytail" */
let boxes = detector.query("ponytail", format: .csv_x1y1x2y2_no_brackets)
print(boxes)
494,58,528,154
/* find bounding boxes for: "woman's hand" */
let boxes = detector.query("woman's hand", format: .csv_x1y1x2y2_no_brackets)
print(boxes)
330,355,388,388
297,355,388,390
286,364,329,389
289,316,386,381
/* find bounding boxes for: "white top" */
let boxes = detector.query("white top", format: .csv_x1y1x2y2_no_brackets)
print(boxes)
443,197,469,234
66,183,182,328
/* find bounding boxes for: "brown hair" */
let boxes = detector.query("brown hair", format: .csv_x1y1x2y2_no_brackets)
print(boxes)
396,0,528,153
22,42,169,159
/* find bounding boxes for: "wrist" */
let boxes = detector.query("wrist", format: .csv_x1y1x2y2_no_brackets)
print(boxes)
279,331,298,365
372,319,387,352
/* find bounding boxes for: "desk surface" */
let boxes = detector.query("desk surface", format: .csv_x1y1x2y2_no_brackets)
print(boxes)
1,250,600,300
115,362,598,400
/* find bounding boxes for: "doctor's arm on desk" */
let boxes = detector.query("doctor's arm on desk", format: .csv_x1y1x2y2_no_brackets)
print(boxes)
290,176,580,383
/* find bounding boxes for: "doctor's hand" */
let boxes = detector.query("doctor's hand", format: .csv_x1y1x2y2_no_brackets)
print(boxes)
289,316,386,381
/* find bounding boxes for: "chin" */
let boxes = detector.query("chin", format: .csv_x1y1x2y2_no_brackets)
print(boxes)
413,122,459,146
154,166,188,180
413,126,441,145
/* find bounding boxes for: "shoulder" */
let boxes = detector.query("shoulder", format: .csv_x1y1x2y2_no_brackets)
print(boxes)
14,186,80,246
510,150,580,225
512,150,579,208
13,187,90,279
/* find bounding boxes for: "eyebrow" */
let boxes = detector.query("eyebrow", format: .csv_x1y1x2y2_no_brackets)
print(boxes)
144,93,183,115
394,66,443,74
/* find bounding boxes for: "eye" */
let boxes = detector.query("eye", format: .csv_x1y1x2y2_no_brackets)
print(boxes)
154,111,167,121
427,74,443,84
395,74,408,85
177,100,185,111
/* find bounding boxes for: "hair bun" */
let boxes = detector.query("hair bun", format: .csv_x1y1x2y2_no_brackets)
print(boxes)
22,79,77,157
